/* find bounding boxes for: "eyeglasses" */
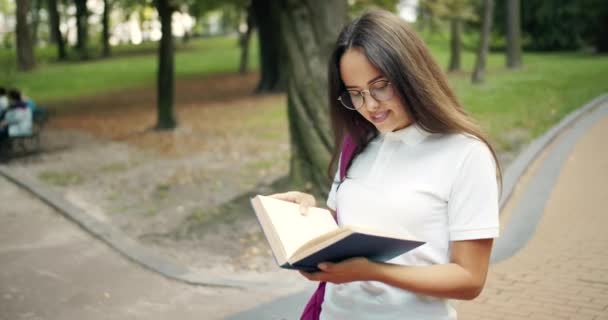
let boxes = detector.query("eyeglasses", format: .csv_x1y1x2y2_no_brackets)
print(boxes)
337,80,394,110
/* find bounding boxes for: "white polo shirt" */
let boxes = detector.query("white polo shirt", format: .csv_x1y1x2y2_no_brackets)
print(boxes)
322,123,499,320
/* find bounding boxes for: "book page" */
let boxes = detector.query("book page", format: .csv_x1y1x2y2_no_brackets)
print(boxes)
255,196,338,259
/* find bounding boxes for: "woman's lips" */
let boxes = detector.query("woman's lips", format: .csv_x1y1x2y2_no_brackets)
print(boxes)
370,110,390,123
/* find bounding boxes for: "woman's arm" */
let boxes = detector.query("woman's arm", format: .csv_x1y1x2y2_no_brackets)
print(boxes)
374,239,493,300
301,238,493,300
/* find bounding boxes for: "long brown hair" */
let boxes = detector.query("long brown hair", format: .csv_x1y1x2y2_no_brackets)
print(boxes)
327,10,502,186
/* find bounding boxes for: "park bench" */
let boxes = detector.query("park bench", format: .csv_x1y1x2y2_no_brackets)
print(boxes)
0,108,49,157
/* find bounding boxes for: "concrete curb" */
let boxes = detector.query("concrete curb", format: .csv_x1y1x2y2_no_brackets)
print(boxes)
499,93,608,209
0,167,286,289
1,93,606,289
492,96,608,262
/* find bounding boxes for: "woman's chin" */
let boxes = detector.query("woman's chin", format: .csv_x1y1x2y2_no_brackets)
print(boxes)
373,120,397,133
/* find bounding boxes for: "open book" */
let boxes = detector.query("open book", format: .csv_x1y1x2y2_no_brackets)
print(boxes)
250,195,425,272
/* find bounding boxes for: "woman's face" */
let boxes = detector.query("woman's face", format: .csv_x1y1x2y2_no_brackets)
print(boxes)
339,47,411,133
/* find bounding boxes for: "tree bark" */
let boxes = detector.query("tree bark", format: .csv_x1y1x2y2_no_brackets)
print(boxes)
154,0,177,130
505,0,522,68
251,0,287,93
276,0,348,193
448,17,462,72
472,0,494,84
47,0,67,60
102,0,111,57
596,13,608,52
31,0,42,46
74,0,89,60
239,4,254,74
16,0,36,71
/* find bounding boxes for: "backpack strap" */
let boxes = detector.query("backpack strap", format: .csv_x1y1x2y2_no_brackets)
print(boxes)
339,134,357,181
299,134,358,320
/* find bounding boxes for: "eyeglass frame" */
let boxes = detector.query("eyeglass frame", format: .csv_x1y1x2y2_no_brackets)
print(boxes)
337,79,394,111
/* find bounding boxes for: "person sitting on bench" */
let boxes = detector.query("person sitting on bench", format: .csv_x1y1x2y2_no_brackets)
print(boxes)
0,87,9,119
0,89,33,142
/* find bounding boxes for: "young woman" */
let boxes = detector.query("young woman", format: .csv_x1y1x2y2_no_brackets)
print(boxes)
272,10,500,320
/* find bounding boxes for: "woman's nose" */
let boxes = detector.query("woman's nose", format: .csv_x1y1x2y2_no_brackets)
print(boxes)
364,93,380,111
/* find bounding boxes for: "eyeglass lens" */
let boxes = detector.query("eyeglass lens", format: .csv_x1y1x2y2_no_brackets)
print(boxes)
339,81,393,110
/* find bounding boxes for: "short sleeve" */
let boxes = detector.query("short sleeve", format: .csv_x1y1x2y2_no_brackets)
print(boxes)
326,157,342,211
447,142,500,241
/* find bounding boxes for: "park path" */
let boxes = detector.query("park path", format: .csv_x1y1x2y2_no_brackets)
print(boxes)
456,102,608,319
0,175,302,320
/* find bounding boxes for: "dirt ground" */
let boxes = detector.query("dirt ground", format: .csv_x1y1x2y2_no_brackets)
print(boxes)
2,72,527,275
4,72,291,274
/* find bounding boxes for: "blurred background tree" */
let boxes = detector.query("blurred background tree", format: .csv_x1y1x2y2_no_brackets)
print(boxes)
489,0,608,52
250,0,287,93
420,0,479,72
471,0,493,84
101,0,112,57
153,0,178,130
505,0,521,68
16,0,36,71
74,0,89,59
47,0,67,60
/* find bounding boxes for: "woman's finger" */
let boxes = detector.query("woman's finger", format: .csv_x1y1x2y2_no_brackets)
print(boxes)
299,194,317,215
269,192,317,215
269,191,299,203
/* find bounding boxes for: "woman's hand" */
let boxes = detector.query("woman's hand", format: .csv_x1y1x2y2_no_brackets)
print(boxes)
299,258,377,284
269,191,317,215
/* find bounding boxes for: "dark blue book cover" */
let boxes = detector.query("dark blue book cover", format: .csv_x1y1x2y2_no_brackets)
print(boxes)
280,232,424,272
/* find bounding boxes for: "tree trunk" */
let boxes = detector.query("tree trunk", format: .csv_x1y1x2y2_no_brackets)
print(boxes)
74,0,89,60
505,0,522,68
596,13,608,52
251,0,287,93
16,0,36,71
47,0,67,60
182,30,190,44
472,0,494,84
239,4,254,74
102,0,111,57
448,17,461,72
277,0,348,193
31,0,42,46
154,0,177,130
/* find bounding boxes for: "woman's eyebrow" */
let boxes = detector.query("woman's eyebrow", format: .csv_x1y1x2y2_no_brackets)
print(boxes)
345,75,385,89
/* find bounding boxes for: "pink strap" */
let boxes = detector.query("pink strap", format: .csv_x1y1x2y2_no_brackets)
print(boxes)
299,282,326,320
300,134,357,320
339,134,356,181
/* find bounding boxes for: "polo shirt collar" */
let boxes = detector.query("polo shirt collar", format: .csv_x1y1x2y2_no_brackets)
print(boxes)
380,123,431,145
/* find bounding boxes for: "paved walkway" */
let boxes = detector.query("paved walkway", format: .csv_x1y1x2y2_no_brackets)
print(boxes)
457,104,608,319
0,177,304,320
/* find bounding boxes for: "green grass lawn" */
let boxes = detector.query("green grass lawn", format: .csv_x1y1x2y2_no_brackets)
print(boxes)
0,35,259,102
1,33,607,153
420,31,608,150
454,53,608,151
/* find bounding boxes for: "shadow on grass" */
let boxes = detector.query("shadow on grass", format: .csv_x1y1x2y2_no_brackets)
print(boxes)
170,175,295,240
